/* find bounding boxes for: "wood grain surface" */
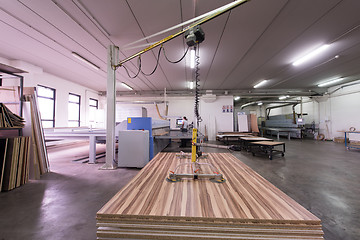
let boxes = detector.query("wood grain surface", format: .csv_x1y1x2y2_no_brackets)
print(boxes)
251,141,285,146
97,152,323,239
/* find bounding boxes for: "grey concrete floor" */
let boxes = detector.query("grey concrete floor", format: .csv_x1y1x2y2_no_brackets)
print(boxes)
0,139,359,240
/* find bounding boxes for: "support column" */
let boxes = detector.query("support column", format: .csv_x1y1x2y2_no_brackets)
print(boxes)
100,45,118,170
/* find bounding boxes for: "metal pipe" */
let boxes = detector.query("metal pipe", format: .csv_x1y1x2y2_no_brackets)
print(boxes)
328,80,360,95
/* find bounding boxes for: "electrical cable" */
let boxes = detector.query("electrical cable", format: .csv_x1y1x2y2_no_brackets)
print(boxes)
141,46,163,76
194,44,202,125
121,56,142,78
163,45,190,63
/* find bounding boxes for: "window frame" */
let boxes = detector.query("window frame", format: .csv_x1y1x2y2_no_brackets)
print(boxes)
68,92,81,127
37,84,56,128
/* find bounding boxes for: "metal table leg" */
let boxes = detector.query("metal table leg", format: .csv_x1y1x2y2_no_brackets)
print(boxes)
89,135,97,164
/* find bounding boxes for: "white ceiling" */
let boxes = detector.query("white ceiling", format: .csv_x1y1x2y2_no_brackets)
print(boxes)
1,0,360,100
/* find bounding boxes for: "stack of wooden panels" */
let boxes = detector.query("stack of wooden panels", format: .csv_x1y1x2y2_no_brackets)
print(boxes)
97,152,323,239
0,137,30,191
0,103,25,128
0,86,20,115
24,88,50,178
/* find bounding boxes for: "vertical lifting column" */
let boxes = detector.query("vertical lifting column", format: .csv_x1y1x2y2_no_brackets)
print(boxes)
100,45,119,170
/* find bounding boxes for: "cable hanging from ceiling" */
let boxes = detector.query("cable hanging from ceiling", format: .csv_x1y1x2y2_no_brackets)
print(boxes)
121,56,141,79
193,43,202,125
121,44,189,78
162,45,190,63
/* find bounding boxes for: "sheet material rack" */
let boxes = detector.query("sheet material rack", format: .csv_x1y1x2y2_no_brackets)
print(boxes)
250,141,285,160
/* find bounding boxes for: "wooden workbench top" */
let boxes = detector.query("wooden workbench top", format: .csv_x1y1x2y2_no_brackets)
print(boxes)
251,141,285,146
240,137,273,141
98,152,319,223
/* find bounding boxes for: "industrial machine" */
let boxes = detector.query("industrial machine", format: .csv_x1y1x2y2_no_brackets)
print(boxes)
166,25,229,183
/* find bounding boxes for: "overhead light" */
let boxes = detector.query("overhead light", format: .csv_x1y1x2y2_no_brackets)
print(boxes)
190,49,195,69
318,77,344,87
279,95,290,100
72,52,100,70
258,102,263,106
189,81,195,89
121,82,133,90
253,80,268,88
292,44,330,67
234,96,240,101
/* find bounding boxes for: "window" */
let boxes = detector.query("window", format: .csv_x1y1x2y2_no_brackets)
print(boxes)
68,93,81,127
37,85,56,128
89,98,98,124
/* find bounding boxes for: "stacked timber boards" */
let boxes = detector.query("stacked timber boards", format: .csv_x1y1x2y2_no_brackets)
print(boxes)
97,152,323,239
0,137,30,191
0,103,25,128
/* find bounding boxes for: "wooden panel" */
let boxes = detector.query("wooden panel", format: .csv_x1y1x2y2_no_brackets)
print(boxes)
97,153,323,239
252,141,285,146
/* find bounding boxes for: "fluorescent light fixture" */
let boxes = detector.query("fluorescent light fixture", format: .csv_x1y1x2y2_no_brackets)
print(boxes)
253,80,268,88
292,44,330,67
121,82,133,90
279,95,290,100
190,49,195,69
189,81,194,89
318,77,344,87
258,102,263,106
72,52,100,70
234,96,240,101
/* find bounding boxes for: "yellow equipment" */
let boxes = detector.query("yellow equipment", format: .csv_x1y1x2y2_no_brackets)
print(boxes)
166,128,225,183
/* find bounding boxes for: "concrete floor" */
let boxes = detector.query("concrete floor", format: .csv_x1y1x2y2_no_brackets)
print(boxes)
0,138,359,240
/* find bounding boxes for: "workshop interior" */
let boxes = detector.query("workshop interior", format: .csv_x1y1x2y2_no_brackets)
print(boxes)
0,1,359,240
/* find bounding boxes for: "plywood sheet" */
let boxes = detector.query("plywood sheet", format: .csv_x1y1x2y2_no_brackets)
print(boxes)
97,153,323,239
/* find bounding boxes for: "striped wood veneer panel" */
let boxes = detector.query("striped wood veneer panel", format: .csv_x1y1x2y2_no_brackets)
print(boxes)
98,152,320,224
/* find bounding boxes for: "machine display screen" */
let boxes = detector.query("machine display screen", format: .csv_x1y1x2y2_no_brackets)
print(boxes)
176,119,183,128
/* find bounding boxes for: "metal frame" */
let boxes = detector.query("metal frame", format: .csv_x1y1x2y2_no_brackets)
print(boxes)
344,131,360,150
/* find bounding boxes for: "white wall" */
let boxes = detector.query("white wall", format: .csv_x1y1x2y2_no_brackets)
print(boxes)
26,72,102,127
115,95,234,141
0,58,103,128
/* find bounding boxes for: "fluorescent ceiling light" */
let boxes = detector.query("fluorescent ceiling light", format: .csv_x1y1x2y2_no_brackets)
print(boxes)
121,82,133,90
279,95,290,100
190,49,195,69
253,80,268,88
234,96,240,101
258,102,263,106
292,44,330,67
72,52,100,70
318,77,344,87
189,81,194,89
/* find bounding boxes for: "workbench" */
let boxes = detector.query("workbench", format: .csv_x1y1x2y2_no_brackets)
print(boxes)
44,128,106,164
239,136,274,151
216,133,253,144
341,131,360,150
97,152,323,239
250,141,285,160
